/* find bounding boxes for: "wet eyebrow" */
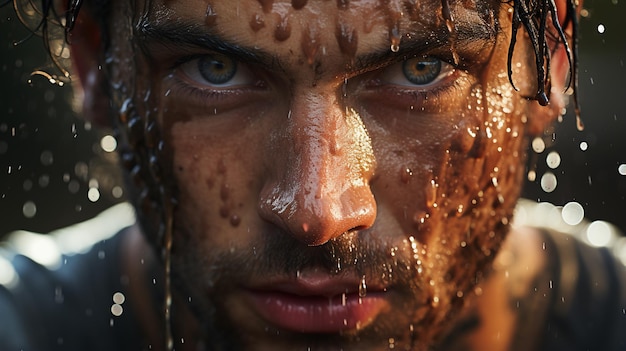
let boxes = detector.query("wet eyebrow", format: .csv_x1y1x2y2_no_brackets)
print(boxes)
352,19,497,72
137,17,496,73
137,21,278,69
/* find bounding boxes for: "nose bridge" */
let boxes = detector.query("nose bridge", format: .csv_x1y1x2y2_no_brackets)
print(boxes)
259,87,377,246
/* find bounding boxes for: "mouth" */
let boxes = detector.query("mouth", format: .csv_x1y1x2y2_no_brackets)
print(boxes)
243,271,390,334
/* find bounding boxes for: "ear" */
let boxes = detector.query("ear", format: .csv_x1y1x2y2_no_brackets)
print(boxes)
525,0,579,135
68,12,110,127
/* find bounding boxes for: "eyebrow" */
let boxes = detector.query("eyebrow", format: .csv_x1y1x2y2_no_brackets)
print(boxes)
353,20,498,72
137,16,497,74
137,21,279,69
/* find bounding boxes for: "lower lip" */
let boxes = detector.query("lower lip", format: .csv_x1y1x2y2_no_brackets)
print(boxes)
246,290,388,333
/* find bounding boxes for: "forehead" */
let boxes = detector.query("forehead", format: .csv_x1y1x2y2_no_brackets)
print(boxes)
143,0,498,66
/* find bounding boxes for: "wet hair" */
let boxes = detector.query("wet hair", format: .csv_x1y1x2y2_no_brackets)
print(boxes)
4,0,579,115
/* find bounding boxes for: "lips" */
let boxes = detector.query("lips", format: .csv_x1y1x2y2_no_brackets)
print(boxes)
244,272,389,333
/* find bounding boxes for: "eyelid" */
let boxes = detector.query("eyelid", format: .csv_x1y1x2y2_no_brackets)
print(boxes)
176,54,259,89
378,58,455,89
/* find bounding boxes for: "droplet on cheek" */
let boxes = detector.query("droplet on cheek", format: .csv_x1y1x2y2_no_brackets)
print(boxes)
249,14,266,32
205,4,218,26
230,214,241,227
274,13,292,41
258,0,273,13
335,21,358,57
291,0,308,10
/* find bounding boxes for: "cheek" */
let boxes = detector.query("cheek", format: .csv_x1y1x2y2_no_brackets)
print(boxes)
169,121,262,245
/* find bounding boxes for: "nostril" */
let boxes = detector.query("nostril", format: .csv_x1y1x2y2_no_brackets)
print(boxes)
351,225,370,232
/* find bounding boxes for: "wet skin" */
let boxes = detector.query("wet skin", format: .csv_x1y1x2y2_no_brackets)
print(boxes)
89,0,565,350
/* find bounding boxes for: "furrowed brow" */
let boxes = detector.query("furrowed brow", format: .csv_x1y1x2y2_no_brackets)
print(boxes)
136,21,277,69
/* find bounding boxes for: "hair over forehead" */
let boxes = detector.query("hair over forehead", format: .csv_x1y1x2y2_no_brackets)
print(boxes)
7,0,579,114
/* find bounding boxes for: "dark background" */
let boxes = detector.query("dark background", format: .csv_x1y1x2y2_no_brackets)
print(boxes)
1,1,625,237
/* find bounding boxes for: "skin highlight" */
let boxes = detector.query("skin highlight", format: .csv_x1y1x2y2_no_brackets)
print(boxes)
100,1,551,349
6,0,578,349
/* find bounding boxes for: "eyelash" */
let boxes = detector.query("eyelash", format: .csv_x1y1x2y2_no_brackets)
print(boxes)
170,74,238,106
169,53,467,110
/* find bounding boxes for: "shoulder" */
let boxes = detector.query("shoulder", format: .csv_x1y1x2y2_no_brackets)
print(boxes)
504,201,626,351
0,203,141,351
462,200,626,351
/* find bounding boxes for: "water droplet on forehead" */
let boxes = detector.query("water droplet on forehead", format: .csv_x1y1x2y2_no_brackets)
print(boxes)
302,26,320,65
250,13,266,32
205,4,218,26
335,22,358,57
274,13,292,41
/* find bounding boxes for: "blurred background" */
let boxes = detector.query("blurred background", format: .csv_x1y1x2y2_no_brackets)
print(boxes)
1,0,625,239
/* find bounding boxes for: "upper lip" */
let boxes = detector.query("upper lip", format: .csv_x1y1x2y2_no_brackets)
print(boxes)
245,271,388,298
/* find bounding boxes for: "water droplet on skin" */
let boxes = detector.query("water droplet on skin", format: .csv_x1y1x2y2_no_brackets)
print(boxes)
230,214,241,227
337,0,349,9
359,275,367,297
389,22,401,52
301,26,320,65
400,167,413,184
426,179,438,207
291,0,307,10
274,13,292,41
335,21,358,57
249,14,266,32
205,4,218,26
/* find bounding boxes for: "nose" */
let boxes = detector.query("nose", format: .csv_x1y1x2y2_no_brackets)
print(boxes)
258,89,377,246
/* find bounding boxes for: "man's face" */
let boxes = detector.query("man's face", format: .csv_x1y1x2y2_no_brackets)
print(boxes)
106,0,539,349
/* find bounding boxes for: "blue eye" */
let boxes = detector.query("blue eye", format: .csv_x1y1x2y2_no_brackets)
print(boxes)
402,57,442,85
198,53,237,85
381,56,454,87
179,53,256,88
